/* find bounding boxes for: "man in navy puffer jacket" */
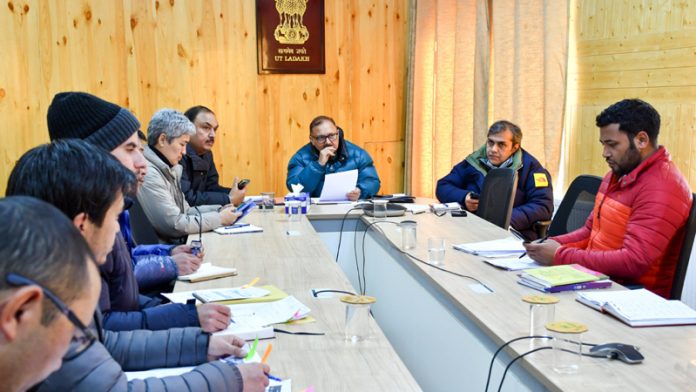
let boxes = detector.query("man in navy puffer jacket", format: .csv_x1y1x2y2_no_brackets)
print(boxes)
436,120,554,240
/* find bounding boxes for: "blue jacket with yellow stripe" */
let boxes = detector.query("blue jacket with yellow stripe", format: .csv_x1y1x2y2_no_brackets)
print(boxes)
436,146,554,240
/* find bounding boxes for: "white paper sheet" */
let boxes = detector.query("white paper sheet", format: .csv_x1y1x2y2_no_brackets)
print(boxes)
214,224,264,235
319,169,358,202
162,290,196,304
483,256,541,271
228,296,311,327
453,237,525,257
193,286,271,303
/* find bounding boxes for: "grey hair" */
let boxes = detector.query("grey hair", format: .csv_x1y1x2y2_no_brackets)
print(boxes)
147,108,196,145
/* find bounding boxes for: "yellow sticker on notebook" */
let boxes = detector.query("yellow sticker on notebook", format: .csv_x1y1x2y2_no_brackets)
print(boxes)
533,173,549,187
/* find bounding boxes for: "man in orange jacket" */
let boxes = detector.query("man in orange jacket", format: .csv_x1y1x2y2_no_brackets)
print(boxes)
524,99,692,298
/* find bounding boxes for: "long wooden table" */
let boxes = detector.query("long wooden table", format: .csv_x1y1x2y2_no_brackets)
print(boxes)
175,209,421,391
306,202,696,392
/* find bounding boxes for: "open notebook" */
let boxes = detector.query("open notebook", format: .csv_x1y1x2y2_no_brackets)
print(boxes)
576,289,696,327
177,263,237,283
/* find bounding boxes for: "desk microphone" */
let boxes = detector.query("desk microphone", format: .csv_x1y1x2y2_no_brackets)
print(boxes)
191,206,203,256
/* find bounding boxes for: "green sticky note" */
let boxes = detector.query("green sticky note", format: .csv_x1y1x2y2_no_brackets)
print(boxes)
245,337,259,361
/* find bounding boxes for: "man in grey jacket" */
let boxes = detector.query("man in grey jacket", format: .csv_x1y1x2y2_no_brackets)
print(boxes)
0,196,100,392
7,140,269,391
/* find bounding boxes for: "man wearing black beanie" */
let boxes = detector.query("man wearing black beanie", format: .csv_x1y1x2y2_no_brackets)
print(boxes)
46,92,230,334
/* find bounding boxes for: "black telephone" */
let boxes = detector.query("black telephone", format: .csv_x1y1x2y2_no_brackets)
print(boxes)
237,179,250,190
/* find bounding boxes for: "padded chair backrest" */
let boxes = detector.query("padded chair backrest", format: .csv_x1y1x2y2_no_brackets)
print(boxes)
671,194,696,300
476,168,518,230
129,197,161,245
548,175,603,237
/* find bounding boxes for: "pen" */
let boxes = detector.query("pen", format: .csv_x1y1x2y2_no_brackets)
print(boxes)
518,235,549,259
261,343,273,364
266,374,282,382
242,277,260,289
226,223,250,229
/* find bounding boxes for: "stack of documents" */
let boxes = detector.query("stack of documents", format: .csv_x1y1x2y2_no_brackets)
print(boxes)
177,263,238,283
217,296,312,341
229,296,311,328
453,237,526,258
163,285,288,305
404,204,429,214
577,289,696,327
429,202,462,213
518,264,612,293
193,286,272,303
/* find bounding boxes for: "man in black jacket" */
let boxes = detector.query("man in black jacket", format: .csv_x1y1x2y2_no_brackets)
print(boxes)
181,106,247,206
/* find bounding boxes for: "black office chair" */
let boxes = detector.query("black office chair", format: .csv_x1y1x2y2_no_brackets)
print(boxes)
670,194,696,300
129,197,161,245
547,174,603,237
476,168,518,230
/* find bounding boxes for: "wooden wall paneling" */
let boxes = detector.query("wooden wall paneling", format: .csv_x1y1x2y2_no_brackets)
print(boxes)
364,140,404,193
0,0,409,197
565,0,696,191
577,29,696,57
577,66,696,90
0,2,18,190
576,47,696,73
127,0,159,121
211,0,262,194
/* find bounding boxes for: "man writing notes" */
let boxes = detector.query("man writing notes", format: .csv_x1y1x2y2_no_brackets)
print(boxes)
286,115,381,201
524,99,692,298
436,120,554,240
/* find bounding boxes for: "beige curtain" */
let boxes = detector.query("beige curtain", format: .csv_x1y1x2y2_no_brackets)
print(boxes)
407,0,568,197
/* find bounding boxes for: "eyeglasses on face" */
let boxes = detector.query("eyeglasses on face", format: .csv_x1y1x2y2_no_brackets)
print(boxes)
5,272,97,359
311,132,338,144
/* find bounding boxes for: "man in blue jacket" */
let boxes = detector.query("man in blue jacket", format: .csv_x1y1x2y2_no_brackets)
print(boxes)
436,120,553,240
287,115,381,200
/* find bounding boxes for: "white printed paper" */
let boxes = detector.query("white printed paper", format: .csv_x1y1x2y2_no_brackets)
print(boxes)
319,169,358,202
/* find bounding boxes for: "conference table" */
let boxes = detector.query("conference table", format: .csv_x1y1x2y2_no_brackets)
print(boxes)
176,201,696,392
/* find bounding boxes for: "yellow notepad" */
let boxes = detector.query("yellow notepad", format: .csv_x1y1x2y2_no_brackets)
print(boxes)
521,265,605,288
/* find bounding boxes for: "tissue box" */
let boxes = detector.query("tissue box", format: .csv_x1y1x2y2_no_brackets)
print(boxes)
284,192,309,214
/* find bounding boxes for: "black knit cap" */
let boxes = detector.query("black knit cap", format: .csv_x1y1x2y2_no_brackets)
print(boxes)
47,92,140,152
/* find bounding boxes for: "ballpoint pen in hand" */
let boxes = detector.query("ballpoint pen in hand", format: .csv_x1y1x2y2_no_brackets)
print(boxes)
518,235,549,259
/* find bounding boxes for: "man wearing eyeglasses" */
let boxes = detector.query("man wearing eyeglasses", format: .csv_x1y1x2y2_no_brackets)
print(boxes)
7,140,269,392
287,115,381,201
0,196,100,392
180,105,247,207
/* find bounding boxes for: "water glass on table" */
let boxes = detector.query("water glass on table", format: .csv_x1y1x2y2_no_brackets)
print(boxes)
427,237,445,265
372,199,388,220
260,192,275,211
